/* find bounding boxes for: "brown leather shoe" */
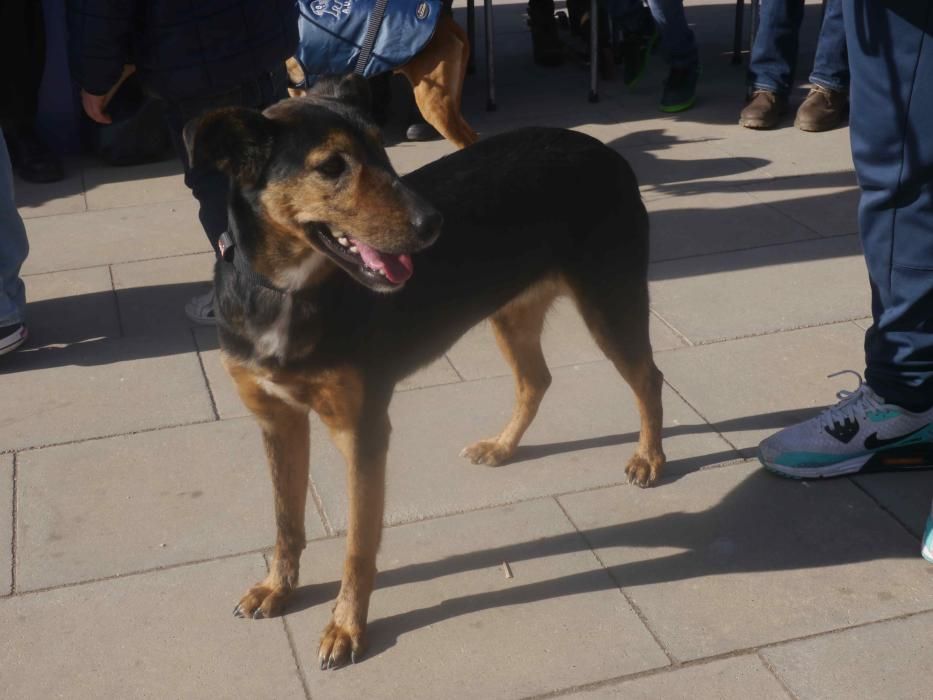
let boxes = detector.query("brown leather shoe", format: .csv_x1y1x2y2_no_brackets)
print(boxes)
794,85,849,132
739,90,787,129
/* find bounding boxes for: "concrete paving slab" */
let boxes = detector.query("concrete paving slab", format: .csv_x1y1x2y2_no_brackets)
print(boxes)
286,499,670,699
567,655,789,699
854,316,872,330
739,172,860,238
447,298,685,381
558,462,933,661
111,253,215,336
647,187,819,262
15,417,326,591
22,265,121,347
13,161,87,218
718,122,855,180
762,611,933,700
853,471,933,538
83,158,189,210
0,555,307,699
649,235,869,344
1,454,11,596
310,360,736,532
656,323,867,454
0,334,212,452
21,198,211,275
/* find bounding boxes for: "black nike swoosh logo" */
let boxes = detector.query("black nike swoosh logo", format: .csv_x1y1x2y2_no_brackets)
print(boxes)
864,426,930,450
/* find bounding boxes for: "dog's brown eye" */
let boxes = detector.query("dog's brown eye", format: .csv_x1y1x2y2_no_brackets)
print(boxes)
317,154,346,178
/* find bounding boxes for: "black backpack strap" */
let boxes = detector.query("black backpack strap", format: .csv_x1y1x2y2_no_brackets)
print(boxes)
354,0,390,75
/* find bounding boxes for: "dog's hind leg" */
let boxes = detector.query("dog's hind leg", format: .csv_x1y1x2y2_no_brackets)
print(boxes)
400,15,478,149
315,376,391,669
460,282,558,466
569,274,666,487
225,360,310,619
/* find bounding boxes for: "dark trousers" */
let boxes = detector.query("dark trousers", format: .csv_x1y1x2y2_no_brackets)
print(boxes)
748,0,848,95
0,0,46,130
163,66,288,255
844,0,933,409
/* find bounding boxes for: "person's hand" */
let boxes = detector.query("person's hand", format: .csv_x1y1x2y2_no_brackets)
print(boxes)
81,65,137,125
81,89,113,124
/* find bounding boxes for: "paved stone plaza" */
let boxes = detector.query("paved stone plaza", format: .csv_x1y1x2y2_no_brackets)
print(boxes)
2,1,931,697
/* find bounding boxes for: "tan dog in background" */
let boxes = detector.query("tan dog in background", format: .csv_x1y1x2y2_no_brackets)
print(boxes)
286,14,478,149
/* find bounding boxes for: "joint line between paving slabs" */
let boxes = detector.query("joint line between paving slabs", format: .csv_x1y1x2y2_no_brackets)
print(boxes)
649,308,694,347
108,265,126,337
661,376,743,460
282,615,313,700
9,452,17,595
755,650,801,700
191,327,220,421
847,476,924,540
308,476,334,537
552,495,679,666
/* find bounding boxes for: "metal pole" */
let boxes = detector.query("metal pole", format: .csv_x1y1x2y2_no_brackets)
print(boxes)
588,0,598,102
484,0,497,110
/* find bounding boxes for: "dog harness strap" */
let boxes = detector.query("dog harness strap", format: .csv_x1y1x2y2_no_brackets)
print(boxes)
353,0,390,75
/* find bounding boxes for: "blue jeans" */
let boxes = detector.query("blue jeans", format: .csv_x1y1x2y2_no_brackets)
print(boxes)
748,0,848,96
844,0,933,410
612,0,699,70
0,135,29,327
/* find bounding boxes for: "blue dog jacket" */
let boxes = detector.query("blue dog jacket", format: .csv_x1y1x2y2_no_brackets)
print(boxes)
295,0,443,85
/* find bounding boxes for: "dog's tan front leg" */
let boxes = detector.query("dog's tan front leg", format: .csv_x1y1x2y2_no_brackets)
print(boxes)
316,392,390,669
226,360,310,619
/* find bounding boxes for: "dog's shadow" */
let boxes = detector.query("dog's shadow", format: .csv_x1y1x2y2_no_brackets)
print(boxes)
280,417,932,662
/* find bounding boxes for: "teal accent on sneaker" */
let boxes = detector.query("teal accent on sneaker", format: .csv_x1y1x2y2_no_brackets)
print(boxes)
758,374,933,479
922,513,933,563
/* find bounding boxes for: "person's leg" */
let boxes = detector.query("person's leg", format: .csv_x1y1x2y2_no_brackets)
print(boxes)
0,134,30,353
847,0,933,411
741,0,805,129
808,0,847,92
646,0,697,70
757,0,933,481
646,0,699,112
747,0,805,96
795,0,849,132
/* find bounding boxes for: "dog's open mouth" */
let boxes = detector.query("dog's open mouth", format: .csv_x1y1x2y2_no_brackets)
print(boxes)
308,224,414,289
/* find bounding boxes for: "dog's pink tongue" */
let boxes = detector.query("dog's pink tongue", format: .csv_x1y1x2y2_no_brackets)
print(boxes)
351,238,414,284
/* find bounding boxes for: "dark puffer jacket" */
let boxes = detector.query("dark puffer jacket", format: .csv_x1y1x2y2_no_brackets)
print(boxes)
66,0,298,101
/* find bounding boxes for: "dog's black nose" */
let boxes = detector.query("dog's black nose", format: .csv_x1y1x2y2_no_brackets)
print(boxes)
412,207,443,246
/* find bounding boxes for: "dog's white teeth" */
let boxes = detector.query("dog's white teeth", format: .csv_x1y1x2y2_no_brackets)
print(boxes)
337,236,349,247
378,269,386,276
348,246,358,254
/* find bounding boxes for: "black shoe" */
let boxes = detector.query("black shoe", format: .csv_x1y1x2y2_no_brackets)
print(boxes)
4,128,64,183
405,121,440,142
0,323,28,356
660,65,700,113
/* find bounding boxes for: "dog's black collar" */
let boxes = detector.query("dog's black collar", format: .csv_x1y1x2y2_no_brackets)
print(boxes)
218,231,287,295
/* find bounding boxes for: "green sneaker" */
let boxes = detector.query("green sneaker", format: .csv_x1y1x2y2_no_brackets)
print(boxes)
659,66,699,113
622,28,659,88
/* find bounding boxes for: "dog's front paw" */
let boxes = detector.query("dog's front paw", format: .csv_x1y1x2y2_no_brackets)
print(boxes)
233,583,291,620
625,452,664,488
319,619,366,670
459,439,513,466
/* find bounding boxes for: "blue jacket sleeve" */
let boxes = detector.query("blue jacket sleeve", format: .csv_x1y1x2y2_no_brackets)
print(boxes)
66,0,137,95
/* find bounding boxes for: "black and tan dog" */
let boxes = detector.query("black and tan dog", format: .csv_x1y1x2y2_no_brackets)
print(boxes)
185,77,665,669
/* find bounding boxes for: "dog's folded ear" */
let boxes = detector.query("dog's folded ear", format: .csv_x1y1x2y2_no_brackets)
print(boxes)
309,75,373,115
183,107,275,186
